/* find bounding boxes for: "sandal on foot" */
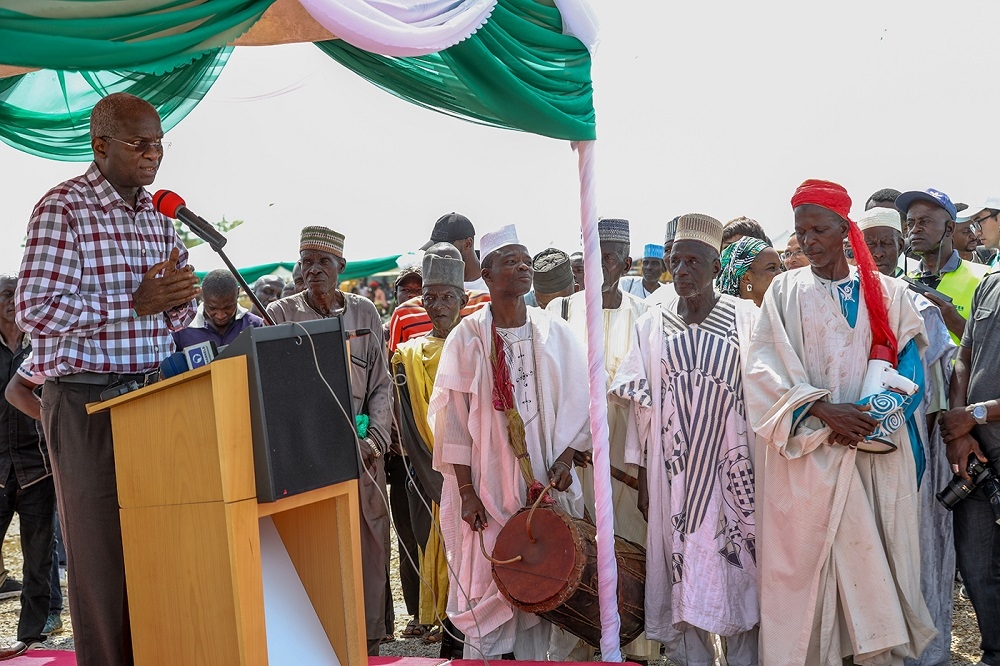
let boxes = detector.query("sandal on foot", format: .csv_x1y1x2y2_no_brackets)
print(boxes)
401,619,424,638
423,627,443,644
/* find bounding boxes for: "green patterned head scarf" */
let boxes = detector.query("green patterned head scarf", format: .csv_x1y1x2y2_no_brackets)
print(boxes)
717,237,769,296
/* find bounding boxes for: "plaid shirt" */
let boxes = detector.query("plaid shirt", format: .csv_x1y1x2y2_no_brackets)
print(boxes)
16,163,196,376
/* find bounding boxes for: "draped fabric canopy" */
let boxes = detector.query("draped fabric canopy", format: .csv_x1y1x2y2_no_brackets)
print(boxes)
299,0,496,57
0,0,595,160
0,0,274,75
317,0,595,141
0,49,232,160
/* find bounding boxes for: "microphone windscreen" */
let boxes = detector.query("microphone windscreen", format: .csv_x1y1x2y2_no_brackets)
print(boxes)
159,351,190,379
152,190,185,219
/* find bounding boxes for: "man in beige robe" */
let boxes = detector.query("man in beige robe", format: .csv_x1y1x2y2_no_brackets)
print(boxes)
746,181,935,665
266,226,393,656
547,218,656,663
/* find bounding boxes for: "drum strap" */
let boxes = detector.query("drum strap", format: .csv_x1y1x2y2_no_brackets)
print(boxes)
490,322,551,505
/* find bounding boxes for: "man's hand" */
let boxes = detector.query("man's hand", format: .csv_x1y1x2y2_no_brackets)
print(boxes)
923,292,966,339
360,438,379,470
572,449,592,468
132,248,200,316
946,434,988,481
940,407,978,444
810,401,878,447
460,485,488,530
548,459,574,492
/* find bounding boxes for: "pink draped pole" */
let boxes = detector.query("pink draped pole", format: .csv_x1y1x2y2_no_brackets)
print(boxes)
575,139,623,661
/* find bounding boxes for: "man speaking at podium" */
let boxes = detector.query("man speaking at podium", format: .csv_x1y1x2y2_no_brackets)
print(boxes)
15,92,199,666
267,225,393,656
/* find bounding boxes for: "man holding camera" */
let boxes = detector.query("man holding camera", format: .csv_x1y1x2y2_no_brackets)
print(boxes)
940,272,1000,666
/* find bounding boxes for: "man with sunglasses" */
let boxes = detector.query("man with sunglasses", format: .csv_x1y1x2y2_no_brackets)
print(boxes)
16,92,199,666
957,197,1000,267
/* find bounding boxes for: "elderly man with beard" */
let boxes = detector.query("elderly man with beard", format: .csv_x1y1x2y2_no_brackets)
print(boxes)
746,180,934,665
429,224,590,660
858,207,957,666
611,214,759,666
266,226,392,656
16,92,200,666
392,253,468,645
547,218,656,662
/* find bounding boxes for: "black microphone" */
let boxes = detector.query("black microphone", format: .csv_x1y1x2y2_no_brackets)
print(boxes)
152,190,228,251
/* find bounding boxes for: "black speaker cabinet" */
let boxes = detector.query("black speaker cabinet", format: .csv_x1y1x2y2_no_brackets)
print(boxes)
218,318,359,502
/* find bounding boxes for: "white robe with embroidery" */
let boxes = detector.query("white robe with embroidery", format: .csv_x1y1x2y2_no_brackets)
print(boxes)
745,268,936,666
610,295,760,652
429,305,589,660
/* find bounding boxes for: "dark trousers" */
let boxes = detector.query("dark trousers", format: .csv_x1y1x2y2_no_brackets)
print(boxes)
953,486,1000,665
0,470,55,643
41,381,132,666
385,454,420,619
48,508,63,614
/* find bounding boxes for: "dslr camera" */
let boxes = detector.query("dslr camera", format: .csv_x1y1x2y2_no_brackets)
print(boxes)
937,454,1000,526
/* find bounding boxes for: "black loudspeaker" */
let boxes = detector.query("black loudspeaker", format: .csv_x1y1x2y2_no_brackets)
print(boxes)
218,318,359,502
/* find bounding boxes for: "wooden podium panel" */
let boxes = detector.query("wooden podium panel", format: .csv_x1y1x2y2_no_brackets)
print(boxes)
90,357,366,665
120,498,266,665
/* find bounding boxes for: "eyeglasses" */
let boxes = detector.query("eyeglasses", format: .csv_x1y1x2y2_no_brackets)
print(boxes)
101,136,170,154
780,249,804,261
969,210,999,231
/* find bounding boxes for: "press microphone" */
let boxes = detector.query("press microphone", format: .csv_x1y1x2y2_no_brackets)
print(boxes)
152,190,227,251
160,341,218,380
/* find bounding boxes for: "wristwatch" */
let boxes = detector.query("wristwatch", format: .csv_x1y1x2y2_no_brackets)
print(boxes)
969,403,989,426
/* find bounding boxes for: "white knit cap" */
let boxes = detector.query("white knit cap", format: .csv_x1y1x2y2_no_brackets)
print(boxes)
480,224,522,259
857,207,902,233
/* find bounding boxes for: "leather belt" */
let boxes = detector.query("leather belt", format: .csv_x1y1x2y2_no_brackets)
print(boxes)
50,371,157,387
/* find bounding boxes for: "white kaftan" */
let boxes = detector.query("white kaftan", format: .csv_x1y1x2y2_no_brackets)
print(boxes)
429,306,589,660
611,295,759,662
745,268,936,666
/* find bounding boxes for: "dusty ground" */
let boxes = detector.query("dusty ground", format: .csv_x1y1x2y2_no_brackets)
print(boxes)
0,516,985,663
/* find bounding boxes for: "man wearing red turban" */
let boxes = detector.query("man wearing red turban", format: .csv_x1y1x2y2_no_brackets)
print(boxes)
743,180,936,665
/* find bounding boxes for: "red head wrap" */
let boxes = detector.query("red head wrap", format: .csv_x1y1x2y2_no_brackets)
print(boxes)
790,179,898,366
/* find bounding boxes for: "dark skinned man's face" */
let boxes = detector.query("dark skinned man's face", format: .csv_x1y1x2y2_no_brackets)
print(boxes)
92,105,164,196
395,276,423,304
669,240,720,298
600,241,632,293
301,250,345,296
906,201,953,257
254,278,284,307
793,205,849,273
0,278,16,326
641,257,664,284
483,245,533,298
203,292,238,331
953,221,980,253
570,255,585,291
422,285,466,335
862,226,904,277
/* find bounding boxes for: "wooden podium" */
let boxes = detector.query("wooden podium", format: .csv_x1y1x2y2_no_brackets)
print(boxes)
88,356,367,665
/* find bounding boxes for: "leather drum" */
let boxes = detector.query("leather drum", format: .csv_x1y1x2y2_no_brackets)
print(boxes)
491,506,645,648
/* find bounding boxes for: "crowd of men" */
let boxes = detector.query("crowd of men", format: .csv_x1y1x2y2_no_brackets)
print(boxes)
0,90,997,666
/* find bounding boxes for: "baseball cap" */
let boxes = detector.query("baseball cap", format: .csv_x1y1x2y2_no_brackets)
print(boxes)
894,188,957,221
420,213,476,250
957,195,1000,222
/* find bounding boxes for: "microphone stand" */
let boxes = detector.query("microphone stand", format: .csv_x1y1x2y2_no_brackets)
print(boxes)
188,230,276,327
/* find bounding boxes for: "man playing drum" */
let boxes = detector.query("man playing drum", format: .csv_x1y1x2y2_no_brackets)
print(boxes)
429,224,591,660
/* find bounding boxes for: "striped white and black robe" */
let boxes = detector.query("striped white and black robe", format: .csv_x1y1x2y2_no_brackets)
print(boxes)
611,294,760,651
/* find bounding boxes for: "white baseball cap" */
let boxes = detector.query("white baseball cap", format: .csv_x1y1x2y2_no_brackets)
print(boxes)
957,196,1000,222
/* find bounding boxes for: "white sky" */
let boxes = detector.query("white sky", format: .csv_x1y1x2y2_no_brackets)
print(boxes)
2,0,999,273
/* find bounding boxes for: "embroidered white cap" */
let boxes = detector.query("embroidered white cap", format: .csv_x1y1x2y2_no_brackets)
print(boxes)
857,207,902,233
480,224,522,260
